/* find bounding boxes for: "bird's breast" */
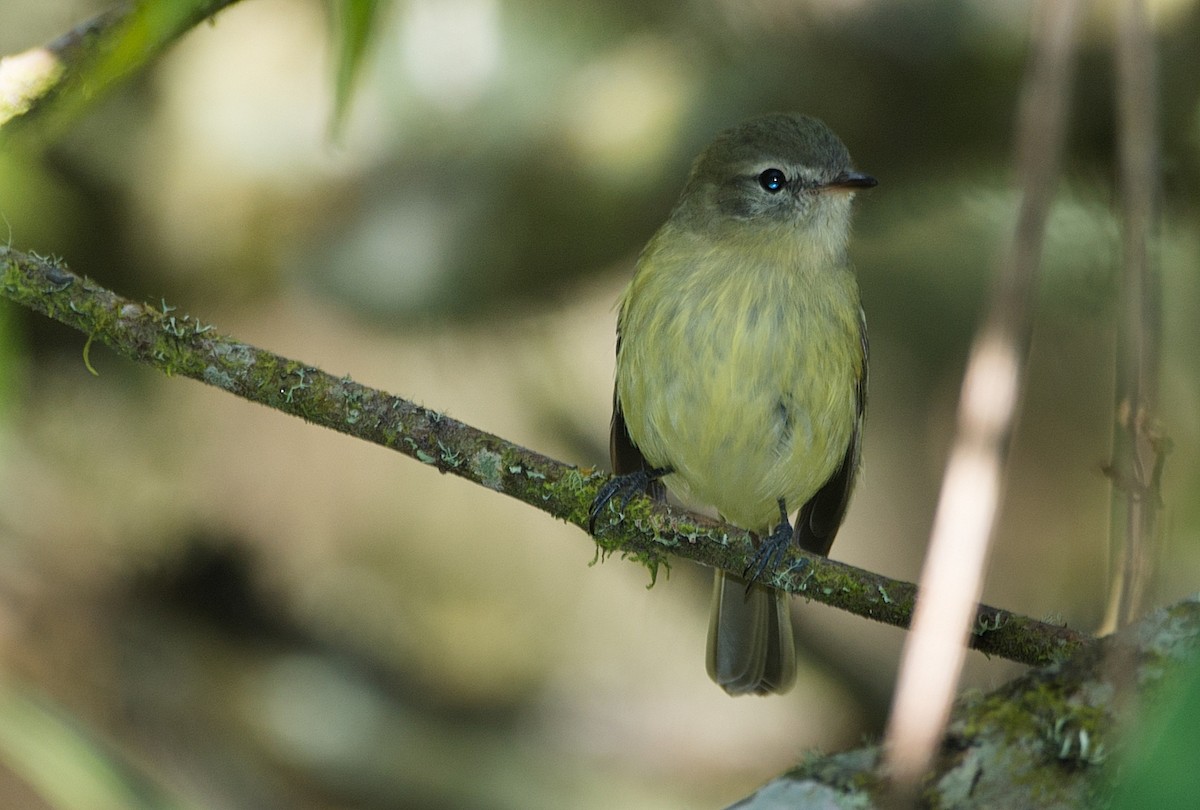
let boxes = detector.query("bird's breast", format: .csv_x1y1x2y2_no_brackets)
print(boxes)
615,239,862,531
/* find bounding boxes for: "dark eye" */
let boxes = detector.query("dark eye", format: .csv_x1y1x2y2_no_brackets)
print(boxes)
757,168,787,193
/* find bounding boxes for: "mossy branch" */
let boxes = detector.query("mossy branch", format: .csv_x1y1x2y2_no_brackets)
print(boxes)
0,245,1091,667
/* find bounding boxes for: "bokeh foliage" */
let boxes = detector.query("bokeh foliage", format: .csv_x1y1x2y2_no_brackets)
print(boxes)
2,0,1200,807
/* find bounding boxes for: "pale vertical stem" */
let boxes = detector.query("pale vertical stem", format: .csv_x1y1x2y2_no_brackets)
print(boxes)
1103,0,1162,631
880,0,1081,800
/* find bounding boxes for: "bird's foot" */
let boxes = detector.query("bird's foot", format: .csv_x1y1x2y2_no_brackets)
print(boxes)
744,499,794,584
588,467,670,533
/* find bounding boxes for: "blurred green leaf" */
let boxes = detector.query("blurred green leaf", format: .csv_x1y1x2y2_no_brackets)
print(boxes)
329,0,387,140
0,680,198,810
82,0,242,107
1110,654,1200,809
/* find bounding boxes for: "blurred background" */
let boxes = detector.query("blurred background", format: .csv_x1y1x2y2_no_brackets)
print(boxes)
1,0,1200,807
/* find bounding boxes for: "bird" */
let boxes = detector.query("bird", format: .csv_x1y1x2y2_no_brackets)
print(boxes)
590,112,874,695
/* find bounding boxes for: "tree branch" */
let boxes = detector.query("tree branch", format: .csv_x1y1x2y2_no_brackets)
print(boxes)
0,245,1090,667
0,0,245,133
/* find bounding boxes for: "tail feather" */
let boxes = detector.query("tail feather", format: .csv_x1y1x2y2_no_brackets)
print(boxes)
706,571,796,695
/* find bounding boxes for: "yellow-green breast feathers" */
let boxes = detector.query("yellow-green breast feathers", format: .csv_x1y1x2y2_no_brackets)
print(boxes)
615,219,864,532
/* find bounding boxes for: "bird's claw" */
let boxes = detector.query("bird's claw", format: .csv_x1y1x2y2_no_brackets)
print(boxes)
743,499,794,585
588,467,669,533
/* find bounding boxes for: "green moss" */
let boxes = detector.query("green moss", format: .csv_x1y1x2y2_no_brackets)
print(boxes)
585,487,668,584
555,467,594,524
559,466,592,494
963,676,1111,772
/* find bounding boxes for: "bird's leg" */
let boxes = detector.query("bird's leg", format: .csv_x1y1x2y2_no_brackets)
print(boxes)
744,498,796,583
588,466,671,533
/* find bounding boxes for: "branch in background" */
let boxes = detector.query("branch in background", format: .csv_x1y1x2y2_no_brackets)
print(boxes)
0,0,245,134
1103,0,1165,632
881,0,1082,798
0,245,1089,668
0,6,123,125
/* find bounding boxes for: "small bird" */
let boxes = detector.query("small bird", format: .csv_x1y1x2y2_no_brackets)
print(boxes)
590,113,874,695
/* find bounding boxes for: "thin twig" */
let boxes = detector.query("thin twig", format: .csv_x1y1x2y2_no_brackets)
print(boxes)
0,245,1090,668
881,0,1082,800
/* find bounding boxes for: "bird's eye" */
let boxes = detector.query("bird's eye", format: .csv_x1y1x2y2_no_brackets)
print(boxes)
757,168,788,193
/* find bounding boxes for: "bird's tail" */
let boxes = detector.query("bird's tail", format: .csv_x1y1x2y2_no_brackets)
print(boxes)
706,571,796,695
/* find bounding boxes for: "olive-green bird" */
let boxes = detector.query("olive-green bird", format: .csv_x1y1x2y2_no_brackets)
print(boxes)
590,113,874,695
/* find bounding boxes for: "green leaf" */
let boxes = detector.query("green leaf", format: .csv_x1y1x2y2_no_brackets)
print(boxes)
1111,654,1200,809
328,0,386,141
0,680,198,810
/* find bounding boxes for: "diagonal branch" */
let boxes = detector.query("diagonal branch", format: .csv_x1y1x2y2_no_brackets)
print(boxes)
0,245,1090,667
0,0,246,133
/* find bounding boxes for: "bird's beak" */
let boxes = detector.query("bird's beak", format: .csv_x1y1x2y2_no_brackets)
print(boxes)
823,171,878,191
